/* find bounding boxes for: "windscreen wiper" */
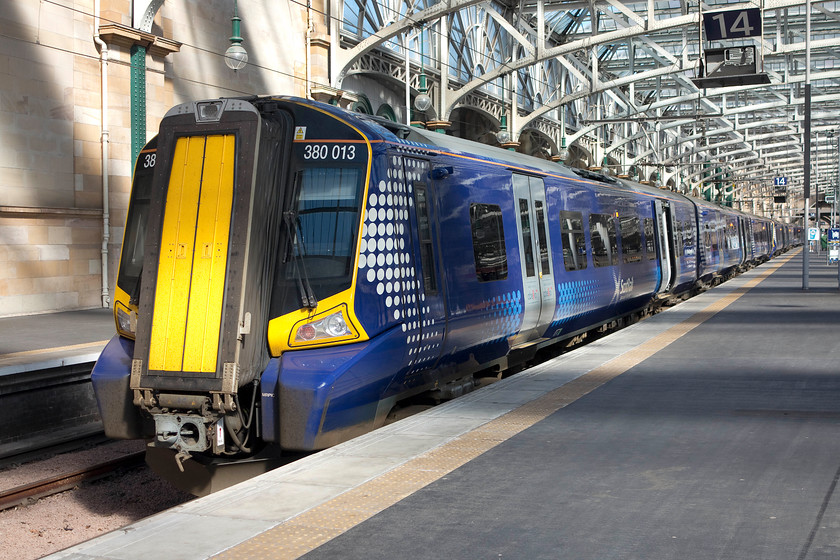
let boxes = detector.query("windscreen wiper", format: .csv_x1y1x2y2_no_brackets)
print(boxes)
283,210,318,309
129,265,143,306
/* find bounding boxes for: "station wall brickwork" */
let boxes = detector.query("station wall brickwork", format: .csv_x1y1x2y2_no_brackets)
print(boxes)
0,0,308,318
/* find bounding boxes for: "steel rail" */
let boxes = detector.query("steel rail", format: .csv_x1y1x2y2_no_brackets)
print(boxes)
0,451,146,511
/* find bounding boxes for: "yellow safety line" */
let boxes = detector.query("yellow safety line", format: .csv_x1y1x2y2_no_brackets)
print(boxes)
215,249,800,560
0,340,110,361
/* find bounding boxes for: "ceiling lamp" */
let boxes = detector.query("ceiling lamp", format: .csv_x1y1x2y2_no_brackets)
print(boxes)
224,0,248,71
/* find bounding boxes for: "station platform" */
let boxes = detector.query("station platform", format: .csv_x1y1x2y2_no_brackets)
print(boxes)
0,307,114,458
0,308,113,376
49,249,840,560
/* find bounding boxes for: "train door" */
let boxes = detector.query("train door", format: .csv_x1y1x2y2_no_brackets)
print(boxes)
403,157,446,370
511,174,555,345
738,217,750,264
653,200,674,294
748,218,756,258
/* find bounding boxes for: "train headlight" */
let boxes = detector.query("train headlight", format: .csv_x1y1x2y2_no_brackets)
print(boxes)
195,100,225,123
115,302,137,339
292,307,356,345
325,312,349,337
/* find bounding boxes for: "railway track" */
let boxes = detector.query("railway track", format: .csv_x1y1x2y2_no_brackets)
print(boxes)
0,451,146,511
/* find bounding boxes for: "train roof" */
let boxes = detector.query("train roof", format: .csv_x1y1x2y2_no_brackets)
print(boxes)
356,112,766,220
372,116,707,210
351,110,660,196
268,97,783,224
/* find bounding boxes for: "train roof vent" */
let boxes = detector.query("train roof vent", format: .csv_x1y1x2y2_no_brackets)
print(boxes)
570,167,619,185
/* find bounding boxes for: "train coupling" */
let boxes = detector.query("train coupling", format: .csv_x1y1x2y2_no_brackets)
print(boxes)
174,450,192,473
153,413,225,456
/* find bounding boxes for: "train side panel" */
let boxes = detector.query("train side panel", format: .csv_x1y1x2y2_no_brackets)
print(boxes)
430,152,527,371
544,179,661,340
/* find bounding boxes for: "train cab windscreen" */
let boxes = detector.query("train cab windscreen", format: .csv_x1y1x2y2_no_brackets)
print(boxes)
269,107,369,318
271,166,365,316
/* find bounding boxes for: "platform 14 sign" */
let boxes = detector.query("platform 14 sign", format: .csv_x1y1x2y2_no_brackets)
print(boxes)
704,8,762,41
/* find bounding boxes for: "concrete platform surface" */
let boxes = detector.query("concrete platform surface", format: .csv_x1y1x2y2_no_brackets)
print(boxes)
0,308,113,375
47,249,840,560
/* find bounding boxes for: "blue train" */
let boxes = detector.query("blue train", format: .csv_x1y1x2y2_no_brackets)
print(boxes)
92,96,799,487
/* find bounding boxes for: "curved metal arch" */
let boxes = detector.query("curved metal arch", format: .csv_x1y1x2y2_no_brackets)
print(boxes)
685,161,768,185
444,13,697,118
333,0,487,87
610,89,837,186
518,127,560,157
376,102,399,120
336,0,840,205
134,0,165,32
352,93,375,113
449,100,503,128
656,85,840,168
548,62,686,146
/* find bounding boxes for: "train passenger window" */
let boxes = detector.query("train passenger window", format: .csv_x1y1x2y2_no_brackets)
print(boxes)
414,184,437,294
705,222,718,253
727,221,740,250
608,219,619,263
643,218,656,260
518,198,536,277
534,200,550,275
683,220,695,251
619,216,643,263
590,213,618,268
470,203,508,282
670,219,680,258
559,211,587,271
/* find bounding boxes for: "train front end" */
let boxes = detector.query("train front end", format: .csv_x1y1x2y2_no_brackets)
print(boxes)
92,97,373,471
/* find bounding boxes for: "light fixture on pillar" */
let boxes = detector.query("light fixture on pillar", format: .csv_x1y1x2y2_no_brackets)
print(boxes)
601,155,611,176
224,0,248,71
558,137,570,161
496,74,516,149
496,113,511,145
412,27,432,123
414,71,432,112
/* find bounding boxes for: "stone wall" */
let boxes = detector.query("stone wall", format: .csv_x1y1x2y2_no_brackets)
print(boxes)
0,0,311,318
0,209,104,315
0,1,106,316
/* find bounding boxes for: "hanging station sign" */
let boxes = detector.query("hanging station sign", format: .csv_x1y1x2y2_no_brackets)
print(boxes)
693,7,770,88
703,8,763,41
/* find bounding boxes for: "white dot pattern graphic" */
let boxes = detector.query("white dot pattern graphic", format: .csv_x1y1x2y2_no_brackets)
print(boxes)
356,155,443,373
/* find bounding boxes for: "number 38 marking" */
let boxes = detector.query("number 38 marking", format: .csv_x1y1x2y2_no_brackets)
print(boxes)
143,153,156,168
303,144,357,160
